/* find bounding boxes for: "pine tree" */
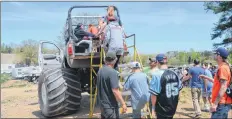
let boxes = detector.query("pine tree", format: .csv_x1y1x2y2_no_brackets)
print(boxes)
204,2,232,46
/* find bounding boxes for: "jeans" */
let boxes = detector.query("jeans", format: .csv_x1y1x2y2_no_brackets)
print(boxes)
191,88,202,115
211,104,231,119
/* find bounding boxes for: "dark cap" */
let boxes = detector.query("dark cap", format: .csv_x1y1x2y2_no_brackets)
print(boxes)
214,47,229,59
105,52,117,61
156,54,167,63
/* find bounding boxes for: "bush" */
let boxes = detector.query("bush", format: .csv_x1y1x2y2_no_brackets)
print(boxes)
0,74,11,84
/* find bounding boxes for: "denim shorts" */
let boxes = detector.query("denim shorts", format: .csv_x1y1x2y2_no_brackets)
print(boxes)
202,91,212,98
211,104,231,119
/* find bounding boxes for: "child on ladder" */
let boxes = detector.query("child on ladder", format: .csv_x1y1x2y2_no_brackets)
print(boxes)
123,62,150,119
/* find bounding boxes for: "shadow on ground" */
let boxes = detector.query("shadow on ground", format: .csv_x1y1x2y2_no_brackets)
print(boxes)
32,110,45,118
32,93,100,118
182,108,195,111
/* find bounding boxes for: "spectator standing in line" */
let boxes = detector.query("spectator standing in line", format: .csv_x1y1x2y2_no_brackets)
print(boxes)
97,52,127,119
149,54,182,119
124,62,150,118
200,47,231,119
182,59,205,118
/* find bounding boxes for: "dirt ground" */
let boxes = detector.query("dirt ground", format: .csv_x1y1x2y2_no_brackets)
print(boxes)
1,80,232,118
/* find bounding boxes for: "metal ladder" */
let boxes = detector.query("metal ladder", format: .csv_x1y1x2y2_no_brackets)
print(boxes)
88,34,151,118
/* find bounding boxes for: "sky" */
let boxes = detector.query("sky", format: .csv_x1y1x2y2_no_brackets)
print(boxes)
1,2,222,54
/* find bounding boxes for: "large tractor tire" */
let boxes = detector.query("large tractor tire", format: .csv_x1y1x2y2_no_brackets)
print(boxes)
38,68,81,117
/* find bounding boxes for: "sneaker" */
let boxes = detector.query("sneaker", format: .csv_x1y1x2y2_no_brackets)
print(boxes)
202,104,210,112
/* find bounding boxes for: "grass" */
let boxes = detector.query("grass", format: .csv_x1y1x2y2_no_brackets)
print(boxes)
0,74,11,84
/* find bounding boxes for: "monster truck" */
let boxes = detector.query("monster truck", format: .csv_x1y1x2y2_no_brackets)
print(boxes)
37,6,124,117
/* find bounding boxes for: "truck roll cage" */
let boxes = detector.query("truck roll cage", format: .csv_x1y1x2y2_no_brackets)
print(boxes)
67,6,122,39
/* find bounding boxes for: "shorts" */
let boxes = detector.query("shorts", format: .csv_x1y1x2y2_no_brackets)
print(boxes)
202,91,212,98
108,47,124,55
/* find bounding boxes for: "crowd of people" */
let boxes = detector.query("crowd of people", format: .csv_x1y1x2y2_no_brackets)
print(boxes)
74,5,232,119
96,47,231,119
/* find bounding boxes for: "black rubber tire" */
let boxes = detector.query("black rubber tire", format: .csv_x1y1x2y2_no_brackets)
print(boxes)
38,68,81,117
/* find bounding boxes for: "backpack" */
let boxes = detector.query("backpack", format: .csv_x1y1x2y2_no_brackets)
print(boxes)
225,65,232,98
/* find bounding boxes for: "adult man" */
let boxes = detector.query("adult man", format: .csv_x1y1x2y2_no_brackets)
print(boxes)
97,52,127,119
200,47,231,119
103,19,126,70
182,59,205,118
124,62,150,118
149,54,182,119
74,23,95,41
147,57,159,80
201,62,214,112
146,57,159,116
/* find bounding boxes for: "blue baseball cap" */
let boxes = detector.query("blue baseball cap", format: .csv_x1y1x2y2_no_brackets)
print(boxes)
156,54,167,63
214,47,229,59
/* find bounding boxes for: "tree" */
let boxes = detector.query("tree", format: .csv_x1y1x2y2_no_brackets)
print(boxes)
17,39,39,65
204,2,232,46
228,48,232,64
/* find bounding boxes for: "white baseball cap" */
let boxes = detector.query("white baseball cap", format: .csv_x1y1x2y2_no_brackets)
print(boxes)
130,61,141,68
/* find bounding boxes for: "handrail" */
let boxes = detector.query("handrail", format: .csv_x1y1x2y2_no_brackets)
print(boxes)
125,34,136,61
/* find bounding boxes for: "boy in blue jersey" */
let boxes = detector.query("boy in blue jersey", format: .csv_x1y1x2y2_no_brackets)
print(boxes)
124,62,150,119
149,54,182,119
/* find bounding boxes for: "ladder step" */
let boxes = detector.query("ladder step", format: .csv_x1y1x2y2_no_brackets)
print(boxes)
91,65,100,67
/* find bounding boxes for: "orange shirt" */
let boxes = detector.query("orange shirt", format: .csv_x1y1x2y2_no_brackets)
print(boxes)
88,26,99,35
211,63,232,104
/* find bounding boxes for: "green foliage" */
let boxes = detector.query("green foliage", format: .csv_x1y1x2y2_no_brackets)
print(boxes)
204,1,232,46
0,74,11,84
228,49,232,64
125,49,216,66
16,39,39,65
1,43,13,53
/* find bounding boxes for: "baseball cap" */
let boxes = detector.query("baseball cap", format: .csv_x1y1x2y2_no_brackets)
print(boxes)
130,61,141,68
214,47,229,59
149,57,156,62
156,54,167,63
105,52,117,61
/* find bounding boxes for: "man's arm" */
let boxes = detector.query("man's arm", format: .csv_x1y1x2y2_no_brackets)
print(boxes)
213,67,229,105
112,88,126,106
149,75,161,110
200,75,214,83
151,94,157,110
214,79,227,105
